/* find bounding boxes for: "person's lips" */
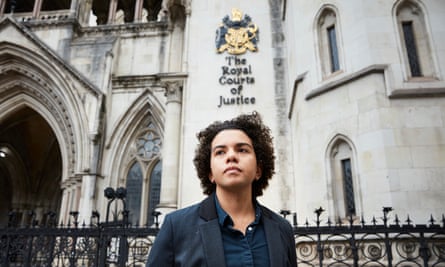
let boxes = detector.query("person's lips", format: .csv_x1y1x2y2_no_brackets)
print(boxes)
224,166,241,173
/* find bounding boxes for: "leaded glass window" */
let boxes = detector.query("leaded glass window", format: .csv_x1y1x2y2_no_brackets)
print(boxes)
396,1,435,79
126,162,143,225
402,21,422,77
317,7,342,78
341,158,356,216
125,119,163,226
329,137,360,219
147,161,162,226
327,26,340,73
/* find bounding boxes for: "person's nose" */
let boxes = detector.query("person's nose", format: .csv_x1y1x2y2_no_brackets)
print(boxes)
225,148,238,163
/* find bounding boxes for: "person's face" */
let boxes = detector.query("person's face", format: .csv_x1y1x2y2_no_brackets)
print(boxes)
209,129,261,193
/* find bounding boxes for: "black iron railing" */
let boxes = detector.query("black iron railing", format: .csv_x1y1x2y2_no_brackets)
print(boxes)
1,189,444,266
0,221,159,266
292,207,445,266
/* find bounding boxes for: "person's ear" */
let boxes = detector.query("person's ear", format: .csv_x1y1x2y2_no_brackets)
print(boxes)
209,173,215,183
255,167,262,180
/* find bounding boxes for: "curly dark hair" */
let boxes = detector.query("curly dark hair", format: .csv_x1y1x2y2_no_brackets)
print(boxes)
193,111,275,197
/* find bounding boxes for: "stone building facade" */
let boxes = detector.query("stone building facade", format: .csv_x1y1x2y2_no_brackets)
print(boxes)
0,0,444,227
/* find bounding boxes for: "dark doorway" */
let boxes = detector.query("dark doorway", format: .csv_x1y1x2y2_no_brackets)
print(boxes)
0,107,62,227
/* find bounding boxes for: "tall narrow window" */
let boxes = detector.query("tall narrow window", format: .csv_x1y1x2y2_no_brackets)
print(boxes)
328,137,360,219
317,7,342,79
396,0,435,79
147,161,162,225
327,26,340,73
341,159,356,216
124,119,162,226
402,22,421,77
126,162,143,225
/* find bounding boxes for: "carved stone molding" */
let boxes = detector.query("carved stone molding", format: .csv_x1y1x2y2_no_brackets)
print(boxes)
162,80,183,104
0,65,77,175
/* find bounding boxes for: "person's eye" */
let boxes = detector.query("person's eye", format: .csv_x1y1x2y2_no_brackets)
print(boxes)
215,150,225,156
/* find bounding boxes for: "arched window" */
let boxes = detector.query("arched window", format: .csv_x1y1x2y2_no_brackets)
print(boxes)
125,120,162,226
317,7,342,79
327,137,360,219
126,162,143,225
396,0,435,79
147,161,161,225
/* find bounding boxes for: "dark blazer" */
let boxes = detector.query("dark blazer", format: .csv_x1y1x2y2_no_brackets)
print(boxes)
146,194,296,267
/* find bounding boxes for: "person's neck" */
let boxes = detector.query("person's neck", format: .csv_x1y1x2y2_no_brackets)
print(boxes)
216,188,256,234
216,187,254,214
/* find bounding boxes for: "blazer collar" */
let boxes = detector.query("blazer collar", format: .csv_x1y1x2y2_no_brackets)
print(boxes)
263,213,286,267
198,193,218,221
198,194,226,267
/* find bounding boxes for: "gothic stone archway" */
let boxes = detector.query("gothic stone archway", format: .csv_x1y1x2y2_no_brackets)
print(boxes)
0,106,62,227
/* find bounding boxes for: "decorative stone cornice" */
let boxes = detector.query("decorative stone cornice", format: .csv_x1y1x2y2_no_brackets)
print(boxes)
112,72,187,90
76,20,169,38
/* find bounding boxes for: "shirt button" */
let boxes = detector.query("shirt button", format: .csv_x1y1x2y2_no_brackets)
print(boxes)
247,226,253,231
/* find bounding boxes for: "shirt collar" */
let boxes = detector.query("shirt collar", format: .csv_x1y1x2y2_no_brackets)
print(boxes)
214,194,262,227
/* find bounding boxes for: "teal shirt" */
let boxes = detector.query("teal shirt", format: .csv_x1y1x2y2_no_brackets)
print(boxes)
215,195,270,267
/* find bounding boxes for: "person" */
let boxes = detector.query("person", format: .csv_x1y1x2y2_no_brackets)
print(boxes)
146,111,296,267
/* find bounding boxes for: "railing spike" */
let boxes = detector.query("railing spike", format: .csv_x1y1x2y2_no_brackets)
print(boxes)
314,207,324,227
327,217,332,227
348,214,354,227
394,214,400,226
360,215,366,227
406,215,412,226
429,214,436,226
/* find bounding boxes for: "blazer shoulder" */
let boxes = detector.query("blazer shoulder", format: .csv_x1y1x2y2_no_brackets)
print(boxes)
165,202,201,221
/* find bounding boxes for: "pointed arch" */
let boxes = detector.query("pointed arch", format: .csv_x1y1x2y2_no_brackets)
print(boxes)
105,89,165,225
0,38,104,224
0,43,101,177
106,88,164,184
393,0,437,80
325,134,362,220
314,4,344,80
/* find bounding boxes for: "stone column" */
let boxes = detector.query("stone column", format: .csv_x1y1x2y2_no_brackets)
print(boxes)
157,81,182,219
69,0,79,15
134,0,143,22
107,0,118,24
78,174,97,225
58,177,81,224
0,1,6,15
32,0,42,19
59,187,69,224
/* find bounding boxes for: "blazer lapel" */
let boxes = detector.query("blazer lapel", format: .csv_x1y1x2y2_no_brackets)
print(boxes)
263,209,286,267
199,220,226,267
198,194,226,267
